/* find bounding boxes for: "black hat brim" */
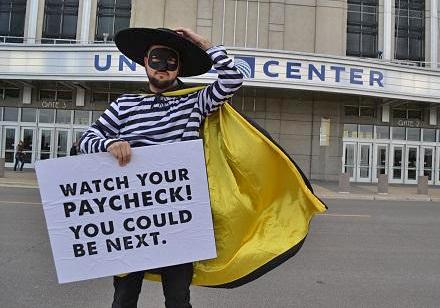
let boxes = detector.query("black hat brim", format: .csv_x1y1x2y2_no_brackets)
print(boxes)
114,28,213,77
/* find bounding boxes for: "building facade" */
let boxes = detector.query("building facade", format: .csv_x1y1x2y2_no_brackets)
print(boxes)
1,0,440,185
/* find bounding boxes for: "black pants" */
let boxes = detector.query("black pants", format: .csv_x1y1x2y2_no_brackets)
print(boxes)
14,159,24,171
112,263,193,308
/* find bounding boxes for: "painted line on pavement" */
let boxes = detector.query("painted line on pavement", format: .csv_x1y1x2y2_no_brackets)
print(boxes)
0,200,41,206
318,213,371,218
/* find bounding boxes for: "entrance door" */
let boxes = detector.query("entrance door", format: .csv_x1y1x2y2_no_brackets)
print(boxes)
405,146,419,184
21,127,36,168
342,142,356,181
390,144,404,183
357,143,372,182
55,129,70,158
373,144,388,182
1,127,17,167
38,128,53,160
421,147,434,184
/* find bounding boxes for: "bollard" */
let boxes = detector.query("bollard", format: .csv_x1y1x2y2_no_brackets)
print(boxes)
338,173,350,193
417,176,428,195
0,158,4,178
377,174,388,194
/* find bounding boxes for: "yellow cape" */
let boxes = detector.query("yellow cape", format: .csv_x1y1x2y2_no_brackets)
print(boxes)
127,86,326,287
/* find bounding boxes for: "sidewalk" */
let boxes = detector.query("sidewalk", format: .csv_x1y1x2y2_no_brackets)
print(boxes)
312,180,440,202
0,169,39,189
1,169,439,202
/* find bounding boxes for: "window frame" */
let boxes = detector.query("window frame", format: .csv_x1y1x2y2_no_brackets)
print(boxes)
42,0,79,43
347,0,379,58
394,0,425,62
0,0,26,43
95,0,132,42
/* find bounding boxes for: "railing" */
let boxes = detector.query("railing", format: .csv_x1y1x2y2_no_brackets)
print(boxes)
0,35,114,45
1,35,439,70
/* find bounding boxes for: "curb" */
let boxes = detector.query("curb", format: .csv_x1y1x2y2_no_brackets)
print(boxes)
318,193,437,202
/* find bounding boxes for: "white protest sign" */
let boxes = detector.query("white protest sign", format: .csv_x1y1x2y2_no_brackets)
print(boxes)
35,139,216,283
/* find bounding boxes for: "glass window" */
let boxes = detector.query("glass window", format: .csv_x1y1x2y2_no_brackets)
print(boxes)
42,0,79,43
39,109,55,123
394,0,425,63
392,109,406,119
74,110,90,125
40,90,56,101
95,0,132,42
57,90,73,101
3,107,18,121
407,109,422,120
343,124,358,138
358,124,373,138
0,0,26,43
4,88,20,99
422,128,436,142
56,109,72,124
21,108,37,122
109,92,120,102
375,125,389,139
344,105,359,117
347,0,379,58
392,127,406,140
92,110,103,122
0,107,2,120
92,92,109,102
407,127,420,141
360,105,375,117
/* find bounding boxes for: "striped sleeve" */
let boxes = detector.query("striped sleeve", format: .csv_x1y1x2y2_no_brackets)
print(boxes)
79,100,122,154
197,45,243,117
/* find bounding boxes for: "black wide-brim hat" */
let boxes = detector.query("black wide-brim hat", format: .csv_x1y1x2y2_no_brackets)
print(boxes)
114,28,213,77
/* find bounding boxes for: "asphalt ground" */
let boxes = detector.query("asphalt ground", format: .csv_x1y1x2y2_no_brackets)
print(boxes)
0,187,439,308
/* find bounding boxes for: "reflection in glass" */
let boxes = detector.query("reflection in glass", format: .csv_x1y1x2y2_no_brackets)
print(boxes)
407,128,420,141
376,146,387,175
392,127,405,140
392,147,403,179
4,128,16,163
74,110,90,125
407,147,418,180
40,129,52,160
56,110,71,124
422,129,436,142
3,107,19,121
39,109,55,123
57,131,68,157
344,124,358,138
423,148,433,181
22,128,34,163
375,126,389,139
21,108,37,122
359,144,370,178
358,125,373,139
344,144,355,177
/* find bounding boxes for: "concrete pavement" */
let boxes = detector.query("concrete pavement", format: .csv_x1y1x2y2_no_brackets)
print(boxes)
1,169,440,202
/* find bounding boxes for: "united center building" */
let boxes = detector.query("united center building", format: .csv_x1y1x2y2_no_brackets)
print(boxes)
1,0,440,185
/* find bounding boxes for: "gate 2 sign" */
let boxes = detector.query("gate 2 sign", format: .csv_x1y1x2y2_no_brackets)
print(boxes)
35,139,216,283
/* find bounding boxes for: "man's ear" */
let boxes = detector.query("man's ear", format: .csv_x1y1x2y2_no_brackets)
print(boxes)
143,56,148,67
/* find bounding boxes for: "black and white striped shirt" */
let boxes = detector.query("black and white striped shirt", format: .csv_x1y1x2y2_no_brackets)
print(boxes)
79,45,243,154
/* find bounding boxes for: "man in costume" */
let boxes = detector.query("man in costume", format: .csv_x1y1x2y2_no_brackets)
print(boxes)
79,27,244,308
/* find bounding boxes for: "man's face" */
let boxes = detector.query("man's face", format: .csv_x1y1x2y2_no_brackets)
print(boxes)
144,45,180,90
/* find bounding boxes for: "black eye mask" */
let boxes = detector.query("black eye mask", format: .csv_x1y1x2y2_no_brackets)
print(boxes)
147,48,179,71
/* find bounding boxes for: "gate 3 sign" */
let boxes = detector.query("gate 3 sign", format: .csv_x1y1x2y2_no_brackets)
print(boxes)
35,140,216,283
